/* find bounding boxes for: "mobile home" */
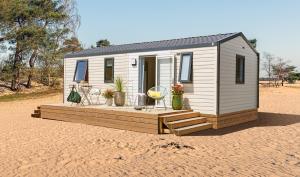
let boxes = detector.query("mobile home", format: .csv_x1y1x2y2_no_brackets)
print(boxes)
61,32,259,130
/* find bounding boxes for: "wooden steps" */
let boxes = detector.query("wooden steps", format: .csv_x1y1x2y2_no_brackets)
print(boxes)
167,117,207,129
161,112,201,122
160,111,212,136
31,106,41,118
173,123,212,136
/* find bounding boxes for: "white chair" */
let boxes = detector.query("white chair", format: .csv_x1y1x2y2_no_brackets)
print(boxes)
89,88,101,105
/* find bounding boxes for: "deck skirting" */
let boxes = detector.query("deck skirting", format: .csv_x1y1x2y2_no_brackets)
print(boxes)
39,104,258,134
205,109,258,129
41,105,160,134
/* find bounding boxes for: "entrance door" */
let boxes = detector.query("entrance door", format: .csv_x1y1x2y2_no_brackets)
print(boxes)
156,56,174,107
138,56,156,105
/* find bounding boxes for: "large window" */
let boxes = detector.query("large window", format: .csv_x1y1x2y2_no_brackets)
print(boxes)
236,55,245,84
179,53,193,83
104,58,114,83
74,60,88,82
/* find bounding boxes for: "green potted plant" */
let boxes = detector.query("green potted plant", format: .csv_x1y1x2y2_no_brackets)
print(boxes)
171,84,184,110
102,89,114,106
114,77,125,106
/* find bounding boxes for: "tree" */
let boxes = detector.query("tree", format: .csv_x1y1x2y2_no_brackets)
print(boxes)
25,0,80,88
62,37,83,53
249,39,257,49
272,58,296,86
287,71,299,84
263,53,274,86
0,0,80,90
96,39,110,47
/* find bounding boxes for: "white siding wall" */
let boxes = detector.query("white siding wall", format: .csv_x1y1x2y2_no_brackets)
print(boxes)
64,54,128,104
125,47,218,115
172,47,218,115
219,36,258,114
64,47,218,115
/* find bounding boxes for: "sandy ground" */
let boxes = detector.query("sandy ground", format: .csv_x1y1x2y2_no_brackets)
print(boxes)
0,87,299,177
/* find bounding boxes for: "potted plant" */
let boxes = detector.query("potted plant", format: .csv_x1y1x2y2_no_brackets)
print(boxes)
114,77,125,106
102,89,114,106
171,84,184,110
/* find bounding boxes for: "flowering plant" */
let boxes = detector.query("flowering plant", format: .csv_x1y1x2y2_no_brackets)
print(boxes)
171,84,184,95
102,89,114,99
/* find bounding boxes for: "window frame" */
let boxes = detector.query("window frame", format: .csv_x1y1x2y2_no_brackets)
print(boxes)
179,52,193,83
73,59,89,83
104,58,114,83
236,54,245,84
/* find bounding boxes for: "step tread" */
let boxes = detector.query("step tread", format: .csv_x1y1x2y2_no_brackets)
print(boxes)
34,110,41,113
161,112,201,122
31,113,41,118
160,111,200,118
168,117,206,125
158,110,192,116
174,122,212,136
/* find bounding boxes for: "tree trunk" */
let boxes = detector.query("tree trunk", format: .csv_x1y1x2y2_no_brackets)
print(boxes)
26,50,37,88
48,73,51,86
281,79,284,86
11,45,22,91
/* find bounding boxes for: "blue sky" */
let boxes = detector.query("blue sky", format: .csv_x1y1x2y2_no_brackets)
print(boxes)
77,0,300,68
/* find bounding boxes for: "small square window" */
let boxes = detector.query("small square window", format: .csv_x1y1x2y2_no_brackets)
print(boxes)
236,55,245,84
74,60,88,83
104,58,114,83
179,53,193,83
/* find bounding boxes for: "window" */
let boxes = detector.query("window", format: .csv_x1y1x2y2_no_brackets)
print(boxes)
236,55,245,84
179,53,193,83
74,60,88,82
104,58,114,83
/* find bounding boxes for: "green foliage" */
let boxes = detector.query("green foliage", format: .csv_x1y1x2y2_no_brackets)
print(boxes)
96,39,110,47
0,0,80,90
62,37,83,53
287,72,300,84
0,54,26,81
114,77,124,92
248,39,257,49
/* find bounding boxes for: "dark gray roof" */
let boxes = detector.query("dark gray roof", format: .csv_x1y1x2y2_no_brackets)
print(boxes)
65,32,256,58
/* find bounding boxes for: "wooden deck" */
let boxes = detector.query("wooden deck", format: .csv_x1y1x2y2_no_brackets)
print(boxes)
38,104,257,135
40,104,192,134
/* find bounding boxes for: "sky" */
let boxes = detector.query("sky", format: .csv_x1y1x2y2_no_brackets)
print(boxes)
76,0,300,70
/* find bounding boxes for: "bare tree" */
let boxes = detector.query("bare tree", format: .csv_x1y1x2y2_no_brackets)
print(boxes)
272,58,296,87
263,53,274,86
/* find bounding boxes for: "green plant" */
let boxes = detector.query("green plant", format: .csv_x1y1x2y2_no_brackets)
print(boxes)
102,89,114,99
115,77,124,92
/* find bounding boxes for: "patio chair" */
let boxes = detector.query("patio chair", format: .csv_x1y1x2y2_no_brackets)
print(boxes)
89,88,101,105
147,86,168,110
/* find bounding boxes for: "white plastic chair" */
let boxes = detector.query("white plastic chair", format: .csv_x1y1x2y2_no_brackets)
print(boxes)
89,88,101,105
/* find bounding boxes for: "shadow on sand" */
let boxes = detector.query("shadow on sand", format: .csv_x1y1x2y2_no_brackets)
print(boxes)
189,112,300,136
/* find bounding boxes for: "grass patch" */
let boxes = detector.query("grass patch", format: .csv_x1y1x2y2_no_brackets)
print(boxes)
0,89,63,102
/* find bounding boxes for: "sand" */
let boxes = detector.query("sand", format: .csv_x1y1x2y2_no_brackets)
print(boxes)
0,87,299,177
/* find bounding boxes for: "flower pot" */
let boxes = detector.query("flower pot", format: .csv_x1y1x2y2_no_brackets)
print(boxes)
172,94,183,110
114,92,125,106
106,98,113,106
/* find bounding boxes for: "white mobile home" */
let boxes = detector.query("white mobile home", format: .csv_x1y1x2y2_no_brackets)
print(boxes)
63,32,259,129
